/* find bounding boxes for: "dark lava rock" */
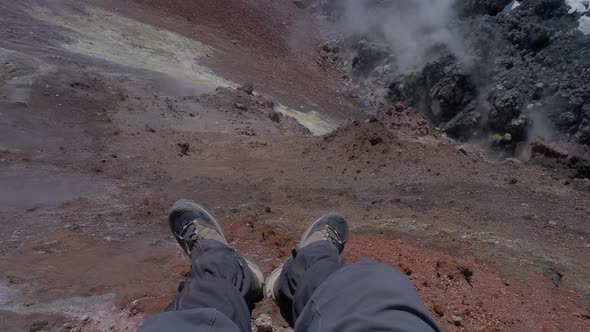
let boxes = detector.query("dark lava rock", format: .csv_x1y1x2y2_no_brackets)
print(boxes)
304,0,590,152
457,0,514,17
389,56,477,125
237,83,254,95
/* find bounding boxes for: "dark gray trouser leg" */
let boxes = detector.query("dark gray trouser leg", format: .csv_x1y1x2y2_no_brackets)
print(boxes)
139,240,253,332
276,241,346,326
277,242,441,332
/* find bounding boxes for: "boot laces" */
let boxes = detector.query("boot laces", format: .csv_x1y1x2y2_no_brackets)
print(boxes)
324,224,343,245
175,219,202,253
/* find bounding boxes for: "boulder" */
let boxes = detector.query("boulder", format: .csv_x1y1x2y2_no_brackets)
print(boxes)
531,139,569,159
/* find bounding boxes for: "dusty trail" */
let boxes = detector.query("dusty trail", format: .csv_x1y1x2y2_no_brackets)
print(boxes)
0,1,589,331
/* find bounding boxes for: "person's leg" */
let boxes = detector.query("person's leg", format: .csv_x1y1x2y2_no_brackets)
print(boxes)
293,259,441,332
265,213,348,326
273,241,345,325
140,199,264,332
165,240,260,325
265,213,441,332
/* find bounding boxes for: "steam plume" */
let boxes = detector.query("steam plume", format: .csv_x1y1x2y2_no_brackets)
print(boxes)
336,0,471,73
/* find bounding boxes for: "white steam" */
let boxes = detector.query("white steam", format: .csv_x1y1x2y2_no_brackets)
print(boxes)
565,0,590,35
502,1,521,14
336,0,472,73
566,0,590,14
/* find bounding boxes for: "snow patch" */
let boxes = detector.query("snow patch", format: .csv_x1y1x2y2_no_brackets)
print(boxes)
502,0,521,14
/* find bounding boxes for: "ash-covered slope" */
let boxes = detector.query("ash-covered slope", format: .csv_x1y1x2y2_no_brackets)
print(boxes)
300,0,590,154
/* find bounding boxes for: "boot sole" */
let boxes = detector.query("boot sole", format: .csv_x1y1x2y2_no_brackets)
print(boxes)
244,256,265,300
264,265,283,300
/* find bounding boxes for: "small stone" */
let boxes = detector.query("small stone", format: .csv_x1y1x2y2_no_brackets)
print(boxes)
29,320,49,332
433,303,445,317
254,313,273,332
177,143,190,156
505,158,521,164
510,178,518,184
451,315,462,326
369,137,383,146
268,112,281,123
61,322,73,330
265,207,271,213
238,83,254,95
573,178,590,192
235,103,247,111
321,40,341,53
457,145,468,155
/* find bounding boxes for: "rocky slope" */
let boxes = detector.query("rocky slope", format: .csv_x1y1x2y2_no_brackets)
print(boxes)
300,0,590,154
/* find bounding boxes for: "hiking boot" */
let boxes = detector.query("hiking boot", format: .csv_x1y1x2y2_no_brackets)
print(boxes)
169,199,264,297
169,199,228,255
264,212,349,300
298,212,348,253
